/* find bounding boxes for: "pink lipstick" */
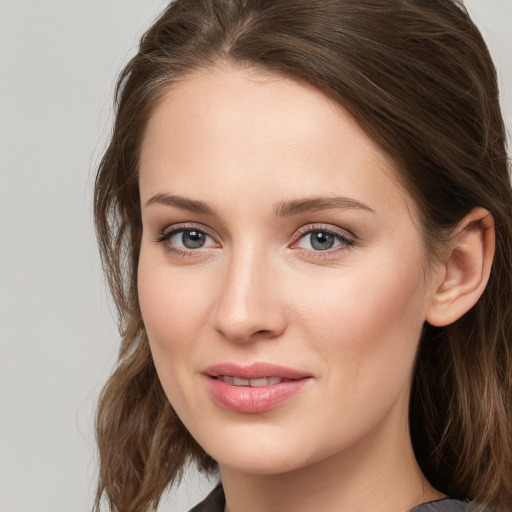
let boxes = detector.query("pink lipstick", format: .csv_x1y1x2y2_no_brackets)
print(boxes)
203,362,313,413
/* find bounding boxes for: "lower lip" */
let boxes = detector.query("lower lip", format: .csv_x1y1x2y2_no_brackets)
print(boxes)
204,376,312,413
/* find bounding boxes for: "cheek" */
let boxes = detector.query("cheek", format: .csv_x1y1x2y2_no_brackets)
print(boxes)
293,252,427,394
137,260,216,424
274,255,428,458
138,245,209,342
137,248,212,395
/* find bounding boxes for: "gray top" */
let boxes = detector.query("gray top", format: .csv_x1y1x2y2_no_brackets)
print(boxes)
410,499,471,512
189,485,473,512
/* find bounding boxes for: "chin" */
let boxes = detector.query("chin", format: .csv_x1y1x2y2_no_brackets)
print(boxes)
192,424,319,475
214,448,308,475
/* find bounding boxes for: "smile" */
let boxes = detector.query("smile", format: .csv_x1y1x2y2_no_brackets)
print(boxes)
215,376,293,386
203,363,313,413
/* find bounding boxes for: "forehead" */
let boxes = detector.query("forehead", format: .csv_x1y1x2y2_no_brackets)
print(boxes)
139,65,415,221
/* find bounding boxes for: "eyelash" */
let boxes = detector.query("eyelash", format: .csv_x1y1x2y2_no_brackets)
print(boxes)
153,223,219,259
153,223,356,259
290,224,356,259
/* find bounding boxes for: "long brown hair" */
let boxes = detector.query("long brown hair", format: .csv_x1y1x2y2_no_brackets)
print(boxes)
93,1,512,510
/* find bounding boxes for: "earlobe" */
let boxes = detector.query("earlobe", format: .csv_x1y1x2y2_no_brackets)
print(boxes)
426,208,495,327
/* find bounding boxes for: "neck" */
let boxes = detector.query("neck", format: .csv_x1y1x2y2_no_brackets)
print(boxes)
220,392,444,512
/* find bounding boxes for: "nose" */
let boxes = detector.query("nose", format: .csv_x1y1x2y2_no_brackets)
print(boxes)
211,246,287,344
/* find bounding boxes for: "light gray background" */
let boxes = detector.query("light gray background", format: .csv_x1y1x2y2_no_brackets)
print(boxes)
0,1,510,511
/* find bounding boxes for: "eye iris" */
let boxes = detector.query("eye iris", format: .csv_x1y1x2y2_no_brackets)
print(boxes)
182,230,206,249
310,231,335,250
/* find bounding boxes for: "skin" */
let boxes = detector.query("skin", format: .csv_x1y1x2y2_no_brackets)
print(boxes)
137,65,450,512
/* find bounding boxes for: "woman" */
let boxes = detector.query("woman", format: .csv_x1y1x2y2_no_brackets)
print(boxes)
93,1,512,511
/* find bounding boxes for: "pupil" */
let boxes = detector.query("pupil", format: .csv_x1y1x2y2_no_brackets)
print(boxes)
311,232,334,250
182,230,206,249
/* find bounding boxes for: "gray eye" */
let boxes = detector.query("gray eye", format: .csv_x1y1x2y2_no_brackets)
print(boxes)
180,230,207,249
309,231,335,250
159,226,217,253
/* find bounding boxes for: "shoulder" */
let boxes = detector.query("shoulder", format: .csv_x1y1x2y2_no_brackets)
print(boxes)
188,484,225,512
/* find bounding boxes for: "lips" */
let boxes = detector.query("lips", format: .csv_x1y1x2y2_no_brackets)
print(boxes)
204,362,311,380
216,375,289,386
202,362,313,413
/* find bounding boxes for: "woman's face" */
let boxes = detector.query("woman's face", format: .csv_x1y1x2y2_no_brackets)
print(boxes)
138,65,442,475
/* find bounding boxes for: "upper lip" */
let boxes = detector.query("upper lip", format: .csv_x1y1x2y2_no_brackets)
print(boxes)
203,362,312,380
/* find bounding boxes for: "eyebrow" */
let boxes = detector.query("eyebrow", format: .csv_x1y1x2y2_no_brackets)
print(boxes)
144,193,374,217
273,196,375,217
144,193,217,215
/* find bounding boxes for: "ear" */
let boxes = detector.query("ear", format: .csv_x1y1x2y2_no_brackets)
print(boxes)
426,208,495,327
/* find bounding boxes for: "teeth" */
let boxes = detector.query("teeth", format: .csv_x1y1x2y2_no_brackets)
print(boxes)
249,378,270,387
219,376,284,386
